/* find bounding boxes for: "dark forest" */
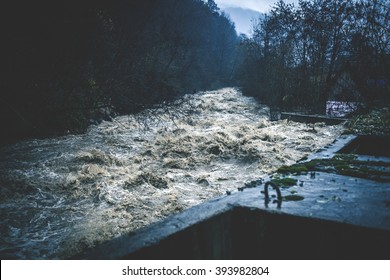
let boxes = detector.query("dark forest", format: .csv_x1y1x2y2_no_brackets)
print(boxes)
1,0,389,144
2,0,238,144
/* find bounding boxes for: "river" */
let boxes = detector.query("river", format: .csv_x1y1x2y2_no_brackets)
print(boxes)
0,88,343,259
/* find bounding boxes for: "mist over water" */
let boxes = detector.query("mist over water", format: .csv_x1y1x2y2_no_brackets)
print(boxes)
0,88,343,259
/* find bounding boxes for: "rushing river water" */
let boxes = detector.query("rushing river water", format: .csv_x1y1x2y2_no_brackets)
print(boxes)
0,88,343,259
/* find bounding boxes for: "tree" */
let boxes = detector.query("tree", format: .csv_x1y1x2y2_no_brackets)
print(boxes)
1,0,239,145
237,0,389,113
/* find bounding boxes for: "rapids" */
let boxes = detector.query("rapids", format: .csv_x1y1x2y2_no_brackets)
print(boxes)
0,88,343,259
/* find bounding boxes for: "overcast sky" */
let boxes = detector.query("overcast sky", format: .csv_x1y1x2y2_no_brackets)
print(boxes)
214,0,298,13
214,0,299,35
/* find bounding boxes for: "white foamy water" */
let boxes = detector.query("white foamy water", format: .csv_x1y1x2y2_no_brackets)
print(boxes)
0,88,343,259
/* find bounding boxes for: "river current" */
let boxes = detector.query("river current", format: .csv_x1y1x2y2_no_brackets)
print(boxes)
0,88,343,259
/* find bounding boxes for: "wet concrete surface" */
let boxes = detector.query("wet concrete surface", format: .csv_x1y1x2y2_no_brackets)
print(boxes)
76,135,390,259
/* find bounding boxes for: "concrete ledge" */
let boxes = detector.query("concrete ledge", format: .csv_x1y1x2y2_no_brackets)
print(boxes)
75,190,390,260
74,171,390,259
281,112,347,125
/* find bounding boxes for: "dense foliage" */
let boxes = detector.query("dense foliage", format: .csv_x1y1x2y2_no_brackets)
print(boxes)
237,0,389,113
1,0,389,145
1,0,237,144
